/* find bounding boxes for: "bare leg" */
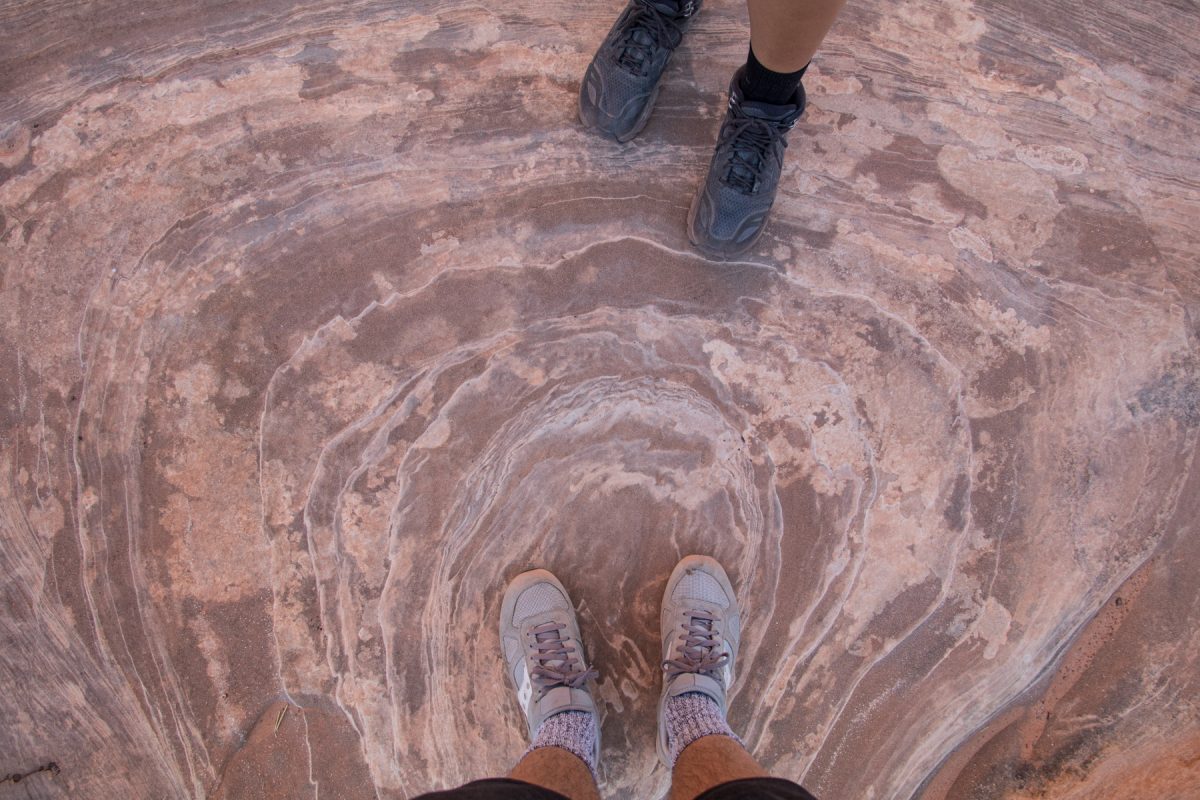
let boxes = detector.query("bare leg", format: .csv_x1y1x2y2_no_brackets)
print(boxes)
669,734,769,800
747,0,847,72
509,746,601,800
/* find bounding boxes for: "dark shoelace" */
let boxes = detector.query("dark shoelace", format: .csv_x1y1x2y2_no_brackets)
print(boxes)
528,621,599,701
662,609,729,680
615,1,687,76
720,117,787,194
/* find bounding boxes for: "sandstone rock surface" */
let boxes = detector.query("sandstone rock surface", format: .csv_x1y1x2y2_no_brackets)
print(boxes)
1,1,1198,798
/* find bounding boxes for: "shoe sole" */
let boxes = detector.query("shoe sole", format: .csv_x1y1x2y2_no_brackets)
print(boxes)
656,554,739,766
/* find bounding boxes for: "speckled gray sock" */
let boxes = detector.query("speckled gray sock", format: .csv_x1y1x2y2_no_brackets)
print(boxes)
526,710,598,778
664,692,740,764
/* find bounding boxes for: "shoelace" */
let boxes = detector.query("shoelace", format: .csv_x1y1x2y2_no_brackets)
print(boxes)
529,621,599,701
662,609,729,680
720,116,788,194
615,0,687,76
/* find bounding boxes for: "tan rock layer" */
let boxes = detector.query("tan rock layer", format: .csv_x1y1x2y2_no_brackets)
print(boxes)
1,0,1197,798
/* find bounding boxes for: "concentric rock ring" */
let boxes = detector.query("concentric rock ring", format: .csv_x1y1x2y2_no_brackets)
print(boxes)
1,1,1197,798
256,250,973,794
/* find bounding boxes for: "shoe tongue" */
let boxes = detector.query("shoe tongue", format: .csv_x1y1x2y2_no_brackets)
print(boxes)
667,672,724,702
618,17,658,70
534,628,568,668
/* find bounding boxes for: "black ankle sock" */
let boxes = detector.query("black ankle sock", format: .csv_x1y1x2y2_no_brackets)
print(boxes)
739,46,808,105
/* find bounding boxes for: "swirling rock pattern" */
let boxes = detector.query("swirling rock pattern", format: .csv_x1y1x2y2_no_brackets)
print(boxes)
1,0,1198,798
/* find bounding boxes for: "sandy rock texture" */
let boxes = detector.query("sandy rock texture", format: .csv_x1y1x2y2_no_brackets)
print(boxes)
1,0,1198,798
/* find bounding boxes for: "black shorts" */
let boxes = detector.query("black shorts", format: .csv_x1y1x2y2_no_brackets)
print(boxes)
413,776,817,800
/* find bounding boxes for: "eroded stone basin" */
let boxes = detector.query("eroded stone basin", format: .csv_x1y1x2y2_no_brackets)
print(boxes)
1,1,1197,798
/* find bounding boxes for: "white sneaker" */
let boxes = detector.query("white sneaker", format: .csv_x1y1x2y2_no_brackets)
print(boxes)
656,555,741,766
499,570,599,761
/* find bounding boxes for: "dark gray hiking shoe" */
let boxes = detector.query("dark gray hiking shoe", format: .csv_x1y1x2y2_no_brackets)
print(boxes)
579,0,701,142
687,67,806,257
